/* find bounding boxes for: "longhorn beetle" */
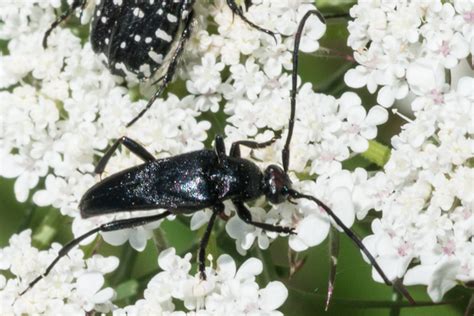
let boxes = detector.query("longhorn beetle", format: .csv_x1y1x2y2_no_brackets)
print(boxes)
23,10,415,304
43,0,275,127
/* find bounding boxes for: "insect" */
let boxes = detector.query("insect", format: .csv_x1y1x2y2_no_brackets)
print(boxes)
24,10,415,304
43,0,275,127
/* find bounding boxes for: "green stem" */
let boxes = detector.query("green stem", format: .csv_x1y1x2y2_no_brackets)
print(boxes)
111,245,138,286
152,228,169,253
465,293,474,316
252,246,274,284
289,286,462,308
32,210,61,249
389,290,402,316
361,140,391,167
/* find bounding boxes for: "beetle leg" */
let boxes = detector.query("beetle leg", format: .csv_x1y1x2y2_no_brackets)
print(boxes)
232,200,295,234
95,136,155,175
126,8,195,127
198,203,224,280
20,210,172,296
214,135,227,166
226,0,277,41
43,0,87,48
229,137,278,158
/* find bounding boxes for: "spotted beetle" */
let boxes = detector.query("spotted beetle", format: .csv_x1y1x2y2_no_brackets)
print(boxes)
25,10,415,304
44,0,276,126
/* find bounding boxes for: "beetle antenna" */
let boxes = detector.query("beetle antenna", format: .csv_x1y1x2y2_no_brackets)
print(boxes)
282,10,325,172
287,189,416,305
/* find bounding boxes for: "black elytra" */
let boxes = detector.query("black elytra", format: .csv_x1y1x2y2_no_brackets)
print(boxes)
25,10,416,305
43,0,276,126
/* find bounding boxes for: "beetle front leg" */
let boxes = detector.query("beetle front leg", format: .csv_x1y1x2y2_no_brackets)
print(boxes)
43,0,87,48
95,136,155,175
229,137,278,158
198,203,224,280
233,200,295,234
20,210,172,295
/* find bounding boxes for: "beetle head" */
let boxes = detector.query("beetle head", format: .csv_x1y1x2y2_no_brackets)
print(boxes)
262,164,292,204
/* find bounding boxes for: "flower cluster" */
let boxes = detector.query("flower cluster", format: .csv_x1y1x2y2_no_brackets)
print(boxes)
357,77,473,302
114,248,288,315
345,0,472,108
343,0,473,302
0,230,118,314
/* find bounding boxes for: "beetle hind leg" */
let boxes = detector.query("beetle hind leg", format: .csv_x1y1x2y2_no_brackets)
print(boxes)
43,0,87,48
20,211,172,296
95,136,155,176
226,0,277,40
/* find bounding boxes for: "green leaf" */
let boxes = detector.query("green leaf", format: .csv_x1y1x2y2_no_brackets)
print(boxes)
115,279,140,302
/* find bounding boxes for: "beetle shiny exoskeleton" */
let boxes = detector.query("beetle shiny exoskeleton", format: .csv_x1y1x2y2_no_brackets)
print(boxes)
24,10,415,304
43,0,276,126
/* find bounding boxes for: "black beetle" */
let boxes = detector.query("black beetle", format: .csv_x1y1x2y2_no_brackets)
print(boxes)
43,0,275,126
24,10,415,304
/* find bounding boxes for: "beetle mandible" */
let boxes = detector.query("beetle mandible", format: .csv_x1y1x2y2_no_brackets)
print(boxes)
43,0,276,127
24,10,415,304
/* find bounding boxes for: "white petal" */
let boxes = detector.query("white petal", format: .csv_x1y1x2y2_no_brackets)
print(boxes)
235,257,262,280
158,248,176,270
427,259,460,302
288,235,309,252
33,190,53,206
347,105,367,123
190,211,210,231
366,106,388,125
258,281,288,311
92,287,115,304
330,187,355,229
102,229,130,246
216,254,236,279
129,230,147,252
0,155,24,178
344,67,367,88
77,272,104,295
377,86,395,107
296,214,330,247
404,265,433,286
350,135,369,153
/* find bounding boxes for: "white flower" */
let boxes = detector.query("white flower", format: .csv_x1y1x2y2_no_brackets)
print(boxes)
345,1,472,109
0,230,118,315
113,249,288,315
339,93,388,153
358,76,474,300
404,258,460,302
225,206,276,255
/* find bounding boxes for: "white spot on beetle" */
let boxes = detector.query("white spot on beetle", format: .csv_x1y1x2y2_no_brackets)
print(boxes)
148,51,164,64
155,29,172,42
133,7,145,18
167,14,178,23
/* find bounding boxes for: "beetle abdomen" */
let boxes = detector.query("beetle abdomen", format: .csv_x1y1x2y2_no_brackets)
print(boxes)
79,150,219,218
90,0,189,79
